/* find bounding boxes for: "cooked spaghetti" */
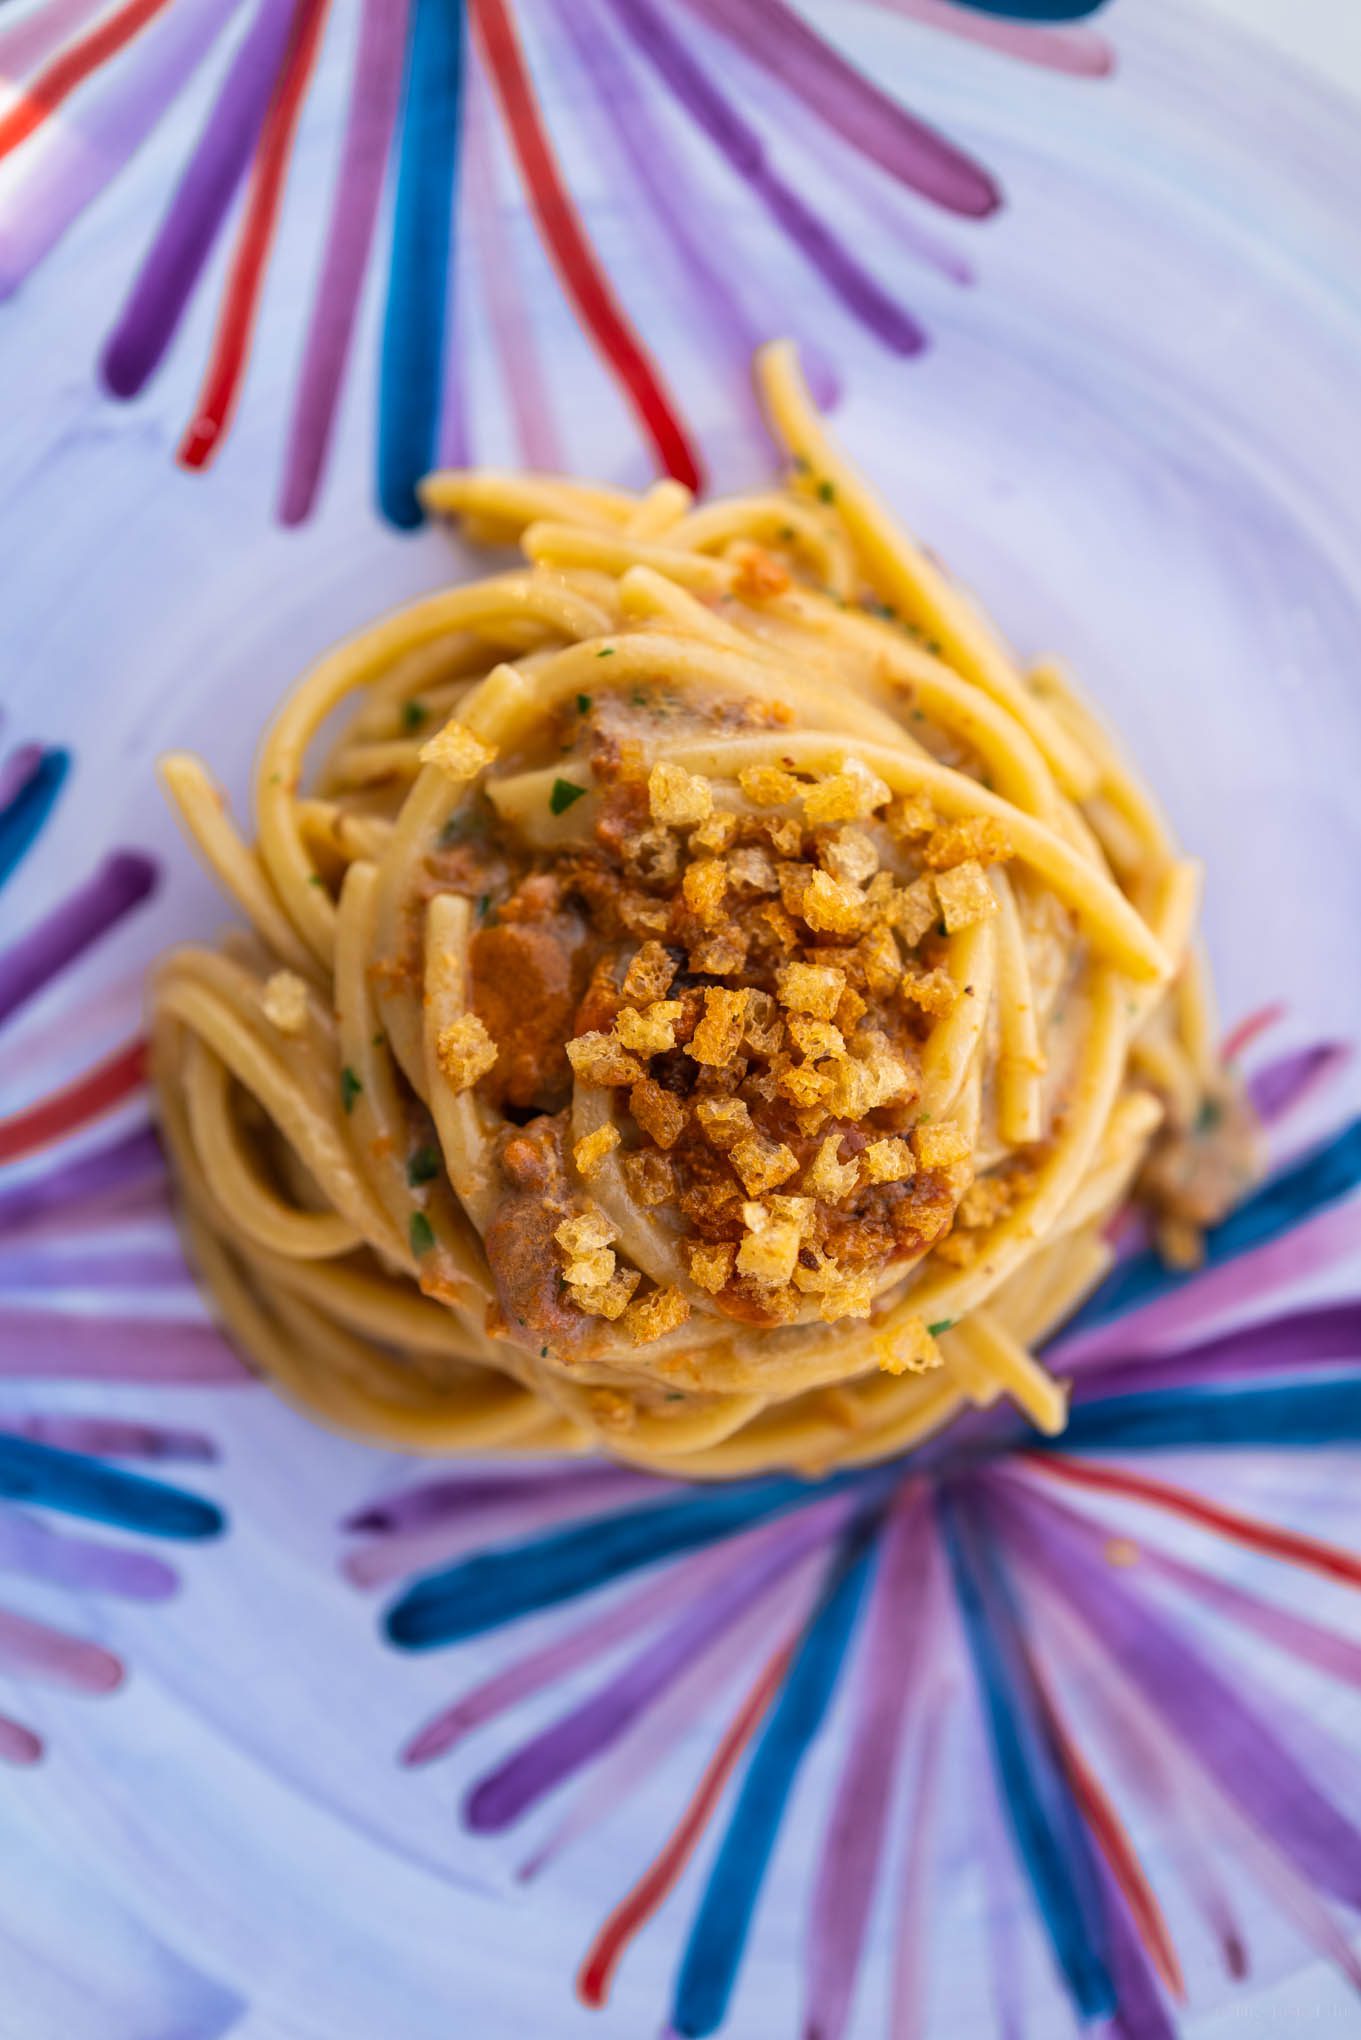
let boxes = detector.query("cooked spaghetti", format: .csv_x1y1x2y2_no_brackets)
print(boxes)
152,343,1255,1476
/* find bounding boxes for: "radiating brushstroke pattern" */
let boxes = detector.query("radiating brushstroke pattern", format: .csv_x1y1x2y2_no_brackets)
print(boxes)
0,741,234,1765
0,0,1114,520
350,1012,1361,2036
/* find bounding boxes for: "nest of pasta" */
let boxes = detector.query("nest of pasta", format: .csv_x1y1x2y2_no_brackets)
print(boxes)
151,344,1256,1476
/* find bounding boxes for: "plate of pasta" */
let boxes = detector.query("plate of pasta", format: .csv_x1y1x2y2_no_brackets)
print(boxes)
2,3,1361,2038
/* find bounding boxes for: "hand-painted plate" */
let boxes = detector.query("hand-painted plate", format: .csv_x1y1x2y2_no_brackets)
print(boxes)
2,1,1360,2034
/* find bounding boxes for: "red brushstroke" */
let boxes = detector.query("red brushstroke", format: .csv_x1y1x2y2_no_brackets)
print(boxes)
1032,1662,1185,2001
1025,1454,1361,1591
1222,1002,1285,1065
470,0,702,491
576,1635,793,2007
0,0,175,164
177,0,333,470
0,1039,146,1163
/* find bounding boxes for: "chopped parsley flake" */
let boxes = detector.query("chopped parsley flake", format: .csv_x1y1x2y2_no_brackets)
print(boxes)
576,693,592,713
371,1030,385,1047
409,1210,435,1256
307,873,326,887
928,1319,954,1337
407,1145,441,1187
339,1066,362,1113
817,479,836,504
596,647,615,659
778,524,796,541
401,699,428,733
550,778,588,816
1197,1096,1224,1132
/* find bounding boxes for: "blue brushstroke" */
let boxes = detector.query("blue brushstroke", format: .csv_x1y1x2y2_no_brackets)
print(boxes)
0,750,68,893
1064,1119,1361,1338
0,1431,223,1540
1033,1377,1361,1457
671,1510,883,2039
377,0,465,528
939,1484,1116,2024
951,1,1108,20
385,1470,879,1648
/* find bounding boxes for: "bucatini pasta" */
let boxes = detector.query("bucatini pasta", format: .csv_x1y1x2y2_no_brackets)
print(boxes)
151,343,1256,1476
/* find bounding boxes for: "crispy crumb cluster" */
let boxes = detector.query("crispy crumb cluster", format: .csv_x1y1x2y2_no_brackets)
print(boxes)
516,741,1021,1332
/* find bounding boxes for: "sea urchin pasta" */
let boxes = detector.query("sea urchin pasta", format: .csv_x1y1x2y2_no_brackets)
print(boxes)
151,343,1256,1476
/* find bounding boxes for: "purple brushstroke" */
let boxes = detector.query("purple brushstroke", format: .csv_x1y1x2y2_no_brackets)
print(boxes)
404,1538,755,1765
601,0,927,355
1094,1849,1178,2040
0,1246,191,1293
0,1508,178,1600
736,43,973,289
347,1463,654,1536
0,852,157,1028
551,0,839,426
974,1691,1030,2040
804,1492,934,2040
101,0,298,399
406,1503,842,1767
4,1414,216,1463
349,1472,667,1591
677,0,1000,218
1057,1196,1360,1370
987,1477,1361,1909
888,1690,951,2040
1074,1300,1361,1405
277,0,409,524
999,1463,1361,1736
0,1126,166,1239
435,135,473,472
0,0,246,299
1142,1540,1361,1693
863,0,1114,79
0,0,107,75
1046,1598,1250,1987
0,1310,246,1382
520,1583,807,1882
0,744,44,816
460,51,563,471
463,1498,845,1830
1248,1042,1352,1126
0,1604,122,1692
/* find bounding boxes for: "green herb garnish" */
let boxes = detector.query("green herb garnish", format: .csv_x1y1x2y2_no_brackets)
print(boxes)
817,479,836,504
550,778,587,815
928,1319,954,1337
576,693,592,714
596,647,615,659
409,1211,435,1256
407,1145,441,1187
1197,1096,1224,1133
371,1030,385,1047
401,699,428,733
339,1066,362,1113
308,873,326,887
